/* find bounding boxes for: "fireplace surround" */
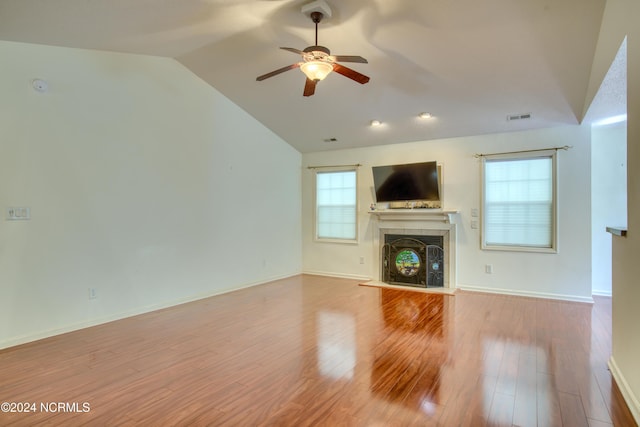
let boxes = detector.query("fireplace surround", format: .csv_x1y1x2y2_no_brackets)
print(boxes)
369,209,458,292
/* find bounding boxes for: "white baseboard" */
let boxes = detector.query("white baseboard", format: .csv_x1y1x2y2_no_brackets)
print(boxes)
609,356,640,425
0,272,299,351
592,290,613,297
456,284,595,304
303,270,371,282
360,280,457,295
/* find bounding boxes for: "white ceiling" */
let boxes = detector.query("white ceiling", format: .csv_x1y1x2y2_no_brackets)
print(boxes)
0,0,617,153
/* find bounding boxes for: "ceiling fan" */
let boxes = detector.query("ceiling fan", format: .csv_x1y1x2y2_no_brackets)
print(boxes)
256,4,370,97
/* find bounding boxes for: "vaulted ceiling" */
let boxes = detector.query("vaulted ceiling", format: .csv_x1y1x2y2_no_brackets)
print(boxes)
0,0,613,152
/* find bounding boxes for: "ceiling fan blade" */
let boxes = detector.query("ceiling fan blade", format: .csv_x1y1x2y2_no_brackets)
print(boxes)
303,78,317,97
280,47,304,55
333,55,368,64
332,63,370,84
256,63,301,81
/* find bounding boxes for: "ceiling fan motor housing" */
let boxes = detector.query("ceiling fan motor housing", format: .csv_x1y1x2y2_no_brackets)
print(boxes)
302,45,334,65
303,45,330,55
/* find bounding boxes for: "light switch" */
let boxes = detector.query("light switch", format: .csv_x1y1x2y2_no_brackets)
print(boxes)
6,207,31,220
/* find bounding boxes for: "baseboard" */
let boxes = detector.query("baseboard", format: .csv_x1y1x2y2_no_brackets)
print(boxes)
456,284,594,304
592,290,613,297
609,356,640,425
360,280,456,295
0,272,299,351
302,270,371,282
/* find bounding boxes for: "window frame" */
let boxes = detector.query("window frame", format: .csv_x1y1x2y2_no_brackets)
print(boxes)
480,150,558,253
313,167,359,244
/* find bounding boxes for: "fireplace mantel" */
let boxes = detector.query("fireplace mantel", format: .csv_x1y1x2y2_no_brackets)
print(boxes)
368,209,459,224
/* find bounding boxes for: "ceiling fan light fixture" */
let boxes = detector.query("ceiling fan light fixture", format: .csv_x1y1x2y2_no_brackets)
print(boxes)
300,61,333,81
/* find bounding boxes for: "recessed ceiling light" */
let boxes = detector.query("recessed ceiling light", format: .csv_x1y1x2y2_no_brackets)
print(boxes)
419,112,432,119
370,120,382,127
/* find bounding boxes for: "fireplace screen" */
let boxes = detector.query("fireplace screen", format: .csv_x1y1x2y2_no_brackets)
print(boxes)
383,235,444,288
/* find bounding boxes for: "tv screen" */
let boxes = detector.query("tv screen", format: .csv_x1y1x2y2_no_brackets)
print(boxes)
372,161,440,203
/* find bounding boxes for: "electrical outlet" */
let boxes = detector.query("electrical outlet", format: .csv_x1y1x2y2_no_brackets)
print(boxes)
471,208,479,217
88,288,97,300
359,256,365,264
485,264,493,274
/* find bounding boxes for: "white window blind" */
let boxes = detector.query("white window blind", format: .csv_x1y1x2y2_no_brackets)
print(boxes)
482,153,556,250
316,170,357,241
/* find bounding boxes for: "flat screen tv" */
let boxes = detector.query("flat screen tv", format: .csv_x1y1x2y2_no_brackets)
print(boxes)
372,161,440,203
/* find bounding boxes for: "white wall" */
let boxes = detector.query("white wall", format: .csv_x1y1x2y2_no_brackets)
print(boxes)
302,125,592,301
591,121,627,296
0,41,302,349
589,0,640,422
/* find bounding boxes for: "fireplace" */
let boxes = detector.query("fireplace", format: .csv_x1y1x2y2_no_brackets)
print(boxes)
369,209,458,292
383,234,444,288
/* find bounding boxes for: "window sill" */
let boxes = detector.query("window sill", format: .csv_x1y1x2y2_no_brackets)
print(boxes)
482,244,557,254
315,237,358,245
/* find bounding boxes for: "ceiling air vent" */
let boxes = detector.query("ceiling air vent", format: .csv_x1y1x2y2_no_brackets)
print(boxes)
507,113,532,121
323,137,338,143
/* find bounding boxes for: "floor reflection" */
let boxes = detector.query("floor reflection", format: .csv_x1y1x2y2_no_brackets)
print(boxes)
371,289,452,415
301,282,622,426
316,310,356,380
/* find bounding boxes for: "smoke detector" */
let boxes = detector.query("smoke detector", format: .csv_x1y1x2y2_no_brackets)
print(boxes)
32,79,48,93
302,0,332,20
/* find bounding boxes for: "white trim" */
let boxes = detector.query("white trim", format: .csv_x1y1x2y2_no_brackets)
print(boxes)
361,280,457,295
0,272,300,351
609,356,640,425
481,150,558,252
303,270,371,281
313,237,359,245
592,290,613,297
481,244,558,254
368,209,459,223
314,167,359,243
456,284,594,303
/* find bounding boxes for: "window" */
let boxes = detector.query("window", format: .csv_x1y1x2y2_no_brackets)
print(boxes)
315,169,357,242
481,151,557,252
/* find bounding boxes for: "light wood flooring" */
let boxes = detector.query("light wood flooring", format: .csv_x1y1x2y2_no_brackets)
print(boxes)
0,274,636,426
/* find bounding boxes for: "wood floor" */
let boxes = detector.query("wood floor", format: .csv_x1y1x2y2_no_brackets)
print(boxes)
0,275,636,426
